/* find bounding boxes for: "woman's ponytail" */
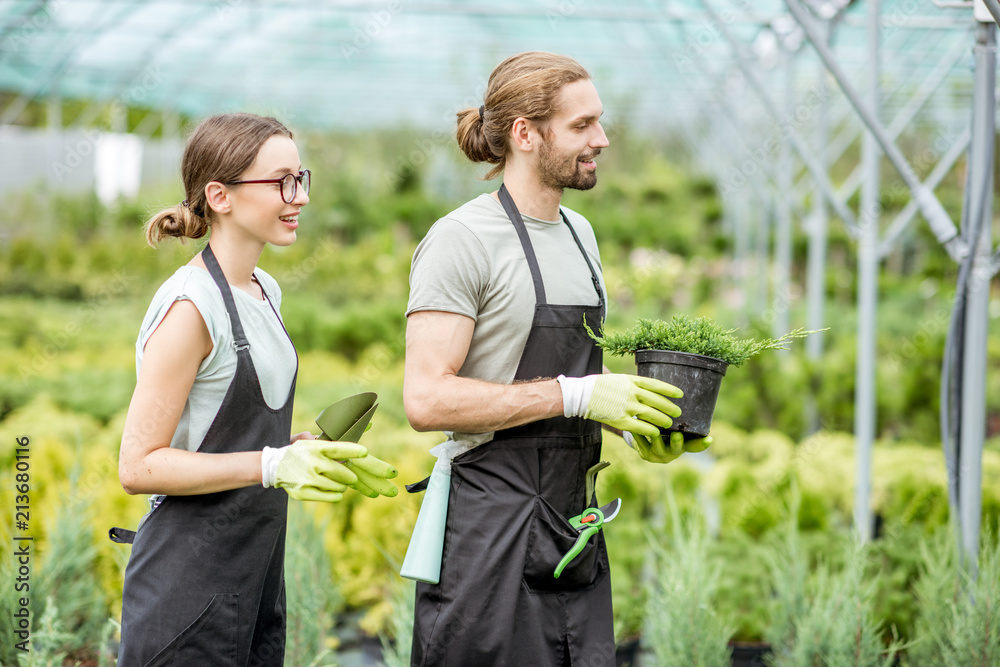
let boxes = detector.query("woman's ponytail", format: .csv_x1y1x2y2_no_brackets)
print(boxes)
144,202,209,247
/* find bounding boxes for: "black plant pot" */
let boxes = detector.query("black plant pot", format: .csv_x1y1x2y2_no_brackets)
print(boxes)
635,349,728,438
728,641,772,667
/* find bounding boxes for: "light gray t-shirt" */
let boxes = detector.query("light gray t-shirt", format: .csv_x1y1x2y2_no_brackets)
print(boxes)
406,193,605,449
136,265,297,456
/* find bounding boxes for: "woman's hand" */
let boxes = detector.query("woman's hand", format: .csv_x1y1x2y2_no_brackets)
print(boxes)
344,454,399,498
262,440,368,503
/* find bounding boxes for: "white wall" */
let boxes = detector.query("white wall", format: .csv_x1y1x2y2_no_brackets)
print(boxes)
0,125,182,199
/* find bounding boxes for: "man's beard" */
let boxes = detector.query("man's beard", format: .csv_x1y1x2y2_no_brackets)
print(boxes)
537,138,599,192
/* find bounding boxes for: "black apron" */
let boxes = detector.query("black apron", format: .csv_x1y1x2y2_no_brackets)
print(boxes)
114,243,296,667
411,185,614,667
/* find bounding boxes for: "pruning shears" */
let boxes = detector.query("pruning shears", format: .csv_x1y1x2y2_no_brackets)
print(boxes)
553,498,621,579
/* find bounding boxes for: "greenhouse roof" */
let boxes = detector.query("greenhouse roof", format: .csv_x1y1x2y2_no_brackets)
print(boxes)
0,0,984,135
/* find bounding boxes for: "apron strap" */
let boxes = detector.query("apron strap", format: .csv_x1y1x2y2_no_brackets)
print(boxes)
202,243,250,351
498,183,604,319
499,184,547,305
560,209,605,322
109,526,136,544
405,476,431,493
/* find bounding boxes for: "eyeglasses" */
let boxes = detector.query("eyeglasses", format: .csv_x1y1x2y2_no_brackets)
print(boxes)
225,169,311,204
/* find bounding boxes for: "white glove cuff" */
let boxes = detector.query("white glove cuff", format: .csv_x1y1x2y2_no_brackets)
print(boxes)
622,431,635,449
556,374,594,418
261,446,283,488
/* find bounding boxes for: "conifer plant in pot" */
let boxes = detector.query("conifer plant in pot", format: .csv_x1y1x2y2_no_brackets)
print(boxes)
588,315,821,439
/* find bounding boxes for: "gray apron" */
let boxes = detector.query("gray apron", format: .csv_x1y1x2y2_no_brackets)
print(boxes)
113,243,296,667
411,185,615,666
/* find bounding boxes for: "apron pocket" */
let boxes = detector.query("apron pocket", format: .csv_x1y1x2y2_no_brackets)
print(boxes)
144,593,239,667
522,497,600,592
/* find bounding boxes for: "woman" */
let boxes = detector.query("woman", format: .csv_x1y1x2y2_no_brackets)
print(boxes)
114,113,394,666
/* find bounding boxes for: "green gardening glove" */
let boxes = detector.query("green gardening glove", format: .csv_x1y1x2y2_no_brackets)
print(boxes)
344,454,399,498
557,373,682,436
262,440,367,503
626,430,713,464
314,394,397,498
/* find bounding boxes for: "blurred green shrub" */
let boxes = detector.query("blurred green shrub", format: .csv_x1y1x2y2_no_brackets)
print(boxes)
643,492,733,667
768,540,902,666
31,503,111,662
284,503,341,667
379,580,415,667
281,295,405,361
906,528,1000,665
564,154,723,253
16,598,74,667
761,490,903,666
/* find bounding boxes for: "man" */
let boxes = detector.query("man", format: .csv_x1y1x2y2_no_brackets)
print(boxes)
403,51,711,666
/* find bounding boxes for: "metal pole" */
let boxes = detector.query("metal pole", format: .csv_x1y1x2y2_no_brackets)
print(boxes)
958,20,995,574
983,0,1000,25
878,126,972,258
792,32,968,210
46,90,61,131
702,97,777,323
711,107,753,318
854,0,880,544
774,56,795,340
756,193,772,318
805,26,830,435
836,36,972,206
46,84,61,159
784,0,966,262
696,0,861,235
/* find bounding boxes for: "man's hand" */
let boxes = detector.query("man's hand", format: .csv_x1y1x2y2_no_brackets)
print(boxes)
262,439,367,502
624,430,713,464
557,374,682,435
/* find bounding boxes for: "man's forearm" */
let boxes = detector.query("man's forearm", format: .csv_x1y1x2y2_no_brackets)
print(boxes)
405,375,564,433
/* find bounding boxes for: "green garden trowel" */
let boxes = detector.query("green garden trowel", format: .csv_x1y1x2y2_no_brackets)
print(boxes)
315,392,378,443
315,392,396,498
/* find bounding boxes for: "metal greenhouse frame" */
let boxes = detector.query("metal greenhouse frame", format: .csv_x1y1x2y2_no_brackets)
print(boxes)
0,0,996,570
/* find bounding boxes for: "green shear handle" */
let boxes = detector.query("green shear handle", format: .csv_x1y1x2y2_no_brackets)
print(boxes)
553,507,605,579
